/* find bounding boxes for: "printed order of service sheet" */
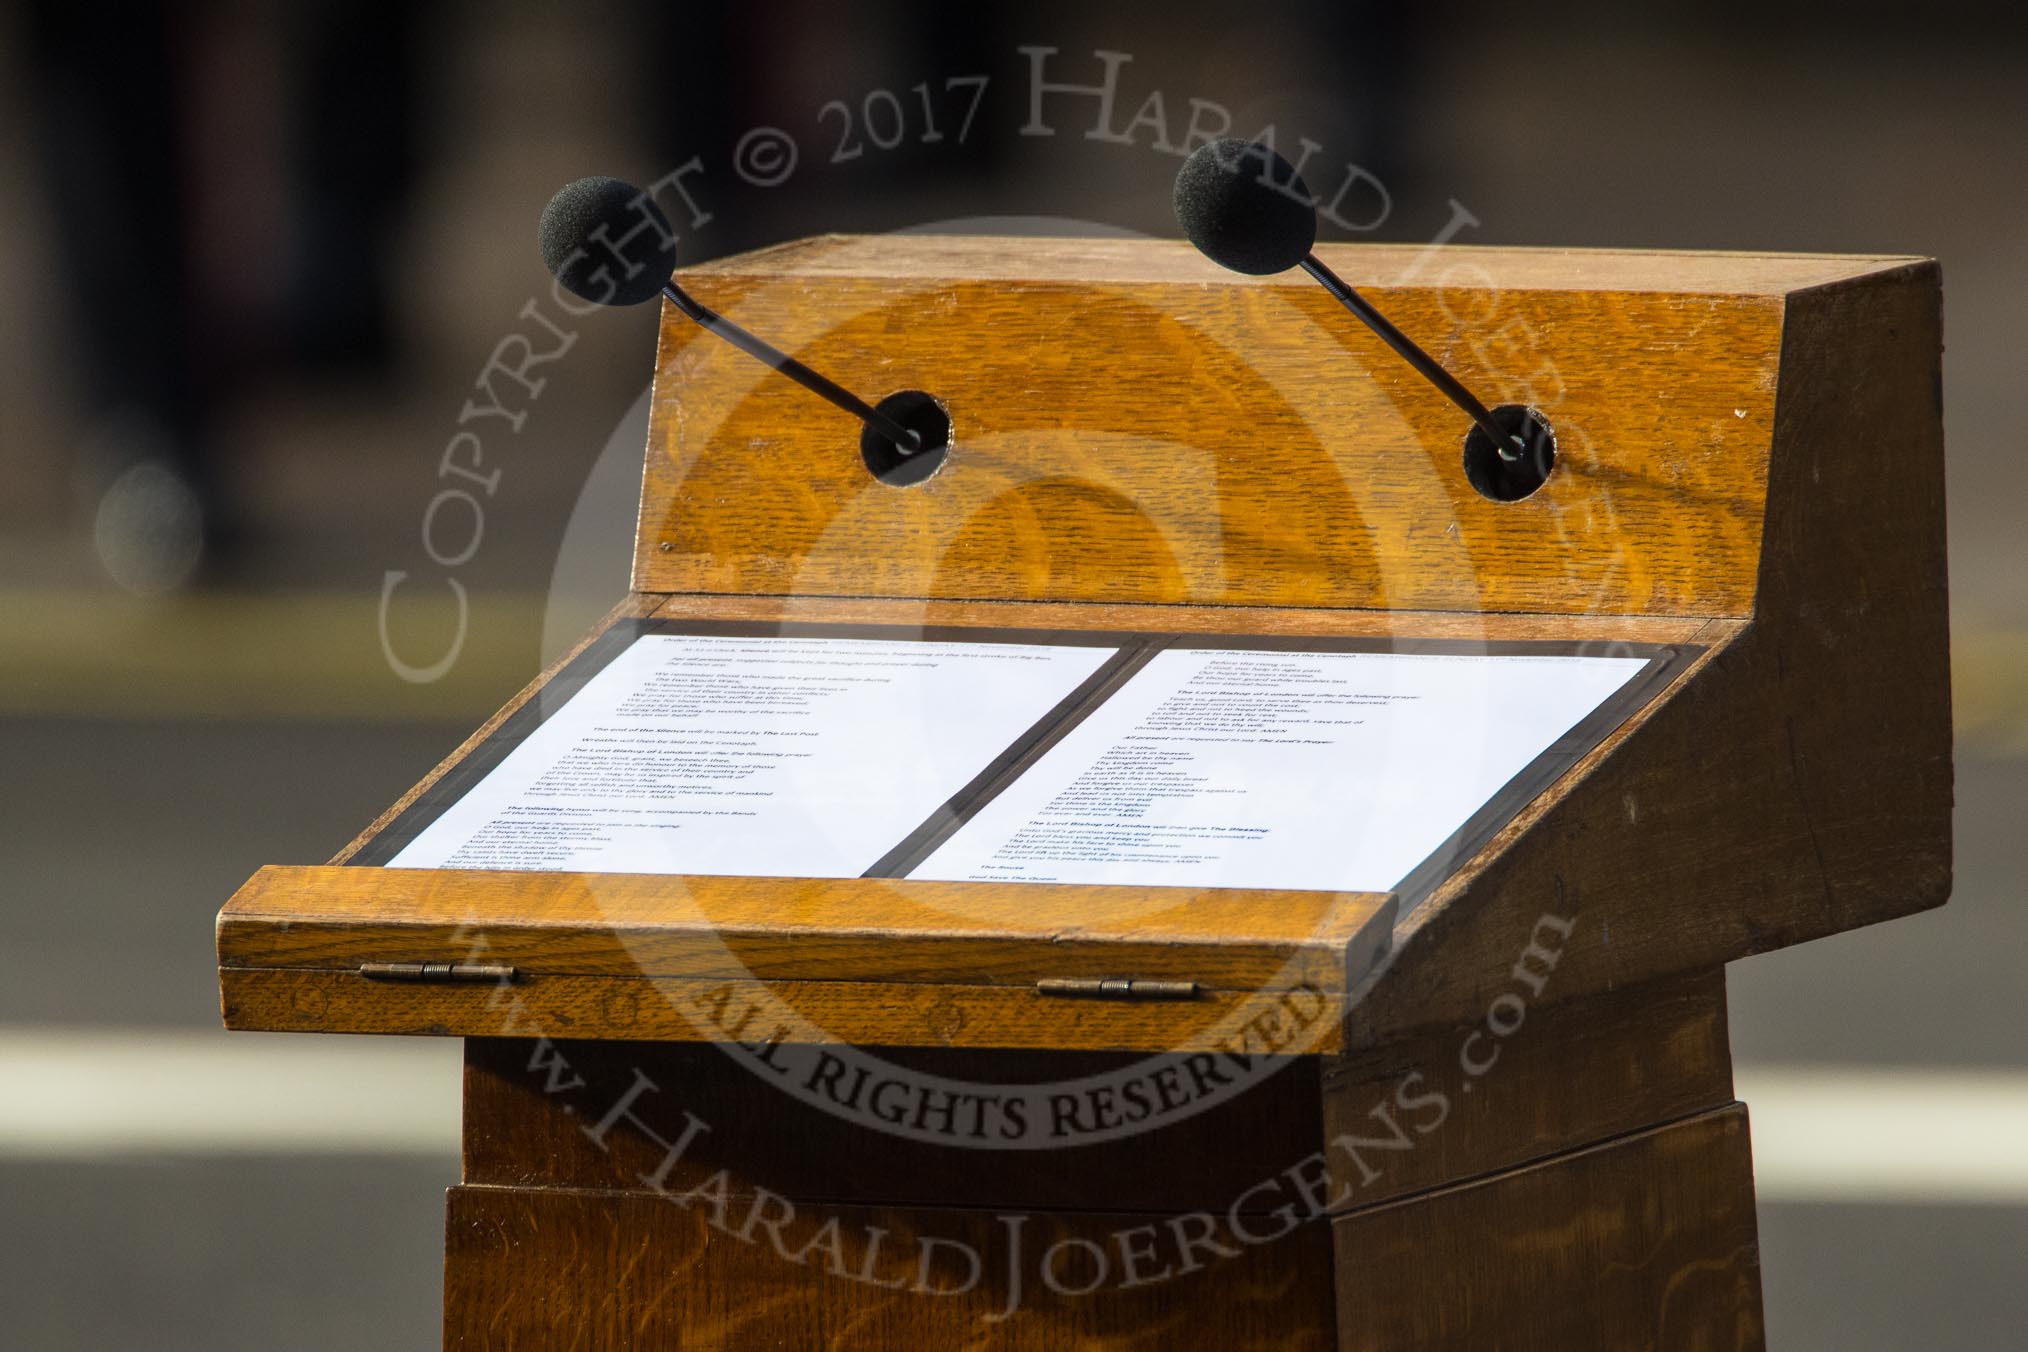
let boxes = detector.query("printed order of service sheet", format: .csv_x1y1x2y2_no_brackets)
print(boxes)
389,635,1648,891
910,647,1646,892
385,634,1114,877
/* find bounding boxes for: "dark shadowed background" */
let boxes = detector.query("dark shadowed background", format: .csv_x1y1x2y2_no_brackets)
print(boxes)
1,2,2023,1347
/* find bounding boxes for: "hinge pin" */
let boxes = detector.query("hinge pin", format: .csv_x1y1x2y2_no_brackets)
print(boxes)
1036,977,1202,1001
358,962,519,984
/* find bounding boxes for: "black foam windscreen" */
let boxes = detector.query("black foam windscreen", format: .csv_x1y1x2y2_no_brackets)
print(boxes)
1173,139,1317,276
538,176,679,306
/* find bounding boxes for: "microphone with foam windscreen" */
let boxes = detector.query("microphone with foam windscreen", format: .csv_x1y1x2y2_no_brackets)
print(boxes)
1175,140,1548,492
539,176,934,460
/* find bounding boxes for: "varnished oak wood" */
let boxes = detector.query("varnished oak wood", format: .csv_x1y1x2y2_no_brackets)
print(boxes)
444,1185,1336,1350
220,867,1388,984
636,238,1809,616
460,1039,1328,1213
218,866,1391,1051
1346,262,1951,1047
1323,967,1734,1209
1332,1105,1765,1351
206,241,1948,1349
221,967,1351,1054
222,248,1948,1053
711,235,1909,294
651,592,1726,644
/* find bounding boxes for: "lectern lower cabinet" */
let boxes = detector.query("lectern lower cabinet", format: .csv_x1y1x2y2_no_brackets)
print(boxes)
217,241,1949,1349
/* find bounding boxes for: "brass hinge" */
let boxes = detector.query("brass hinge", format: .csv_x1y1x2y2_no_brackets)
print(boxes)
357,962,520,984
1035,977,1202,1001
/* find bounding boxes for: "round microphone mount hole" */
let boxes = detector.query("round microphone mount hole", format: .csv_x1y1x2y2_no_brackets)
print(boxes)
861,390,953,487
1463,405,1556,502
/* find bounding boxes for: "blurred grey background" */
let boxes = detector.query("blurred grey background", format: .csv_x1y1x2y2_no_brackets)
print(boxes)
1,2,2023,1348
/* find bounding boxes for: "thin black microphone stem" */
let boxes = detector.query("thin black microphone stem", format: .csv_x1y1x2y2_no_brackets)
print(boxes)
660,281,922,454
1299,255,1521,461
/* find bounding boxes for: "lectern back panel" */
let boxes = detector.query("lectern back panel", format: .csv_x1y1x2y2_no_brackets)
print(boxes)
631,239,1907,617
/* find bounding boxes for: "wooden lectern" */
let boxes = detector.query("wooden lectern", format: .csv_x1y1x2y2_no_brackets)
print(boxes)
218,240,1949,1349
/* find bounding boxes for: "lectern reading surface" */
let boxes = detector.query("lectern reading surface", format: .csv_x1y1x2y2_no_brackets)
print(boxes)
359,626,1679,896
217,239,1949,1349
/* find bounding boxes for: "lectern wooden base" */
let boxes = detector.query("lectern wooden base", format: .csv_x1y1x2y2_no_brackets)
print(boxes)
439,970,1759,1349
218,241,1947,1349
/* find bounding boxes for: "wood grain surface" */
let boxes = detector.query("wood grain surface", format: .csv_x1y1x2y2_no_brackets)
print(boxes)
699,236,1909,294
217,866,1391,1050
219,866,1390,984
219,966,1355,1054
651,592,1723,643
635,237,1808,616
1347,262,1951,1047
460,1038,1328,1213
444,1184,1337,1349
1331,1104,1765,1351
220,245,1947,1060
206,240,1949,1349
1323,967,1734,1209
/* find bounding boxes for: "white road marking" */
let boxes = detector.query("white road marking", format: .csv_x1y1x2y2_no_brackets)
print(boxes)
1,1031,2024,1205
0,1029,461,1157
1735,1065,2028,1203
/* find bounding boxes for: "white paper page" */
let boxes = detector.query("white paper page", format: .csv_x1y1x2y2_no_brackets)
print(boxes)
385,634,1114,877
909,648,1649,893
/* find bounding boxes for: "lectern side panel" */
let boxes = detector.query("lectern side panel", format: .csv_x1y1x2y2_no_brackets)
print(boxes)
1348,262,1949,1049
1331,1105,1764,1352
1751,263,1953,935
637,239,1792,618
1321,968,1734,1210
